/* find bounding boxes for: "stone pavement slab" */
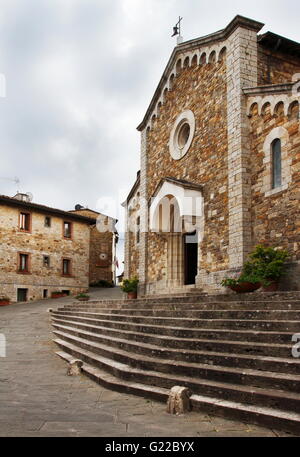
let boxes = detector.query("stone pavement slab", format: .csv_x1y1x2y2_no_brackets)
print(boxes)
0,294,294,437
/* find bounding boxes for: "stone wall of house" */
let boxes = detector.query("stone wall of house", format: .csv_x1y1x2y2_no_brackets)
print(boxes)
146,58,229,284
258,46,300,85
248,100,300,289
0,205,90,302
126,187,140,279
71,208,115,284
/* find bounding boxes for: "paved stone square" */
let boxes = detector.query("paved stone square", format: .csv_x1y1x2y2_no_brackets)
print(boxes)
0,291,294,437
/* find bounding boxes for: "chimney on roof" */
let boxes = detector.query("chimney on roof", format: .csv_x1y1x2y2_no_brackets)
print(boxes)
75,204,84,211
13,192,33,202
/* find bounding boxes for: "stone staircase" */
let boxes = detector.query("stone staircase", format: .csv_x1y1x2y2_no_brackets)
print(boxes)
50,292,300,434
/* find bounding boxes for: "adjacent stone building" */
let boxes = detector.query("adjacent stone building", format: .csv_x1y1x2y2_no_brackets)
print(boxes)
124,15,300,294
70,207,118,285
0,194,117,302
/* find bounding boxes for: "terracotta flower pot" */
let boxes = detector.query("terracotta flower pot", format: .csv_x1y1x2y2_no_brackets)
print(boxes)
262,280,279,292
127,292,137,299
0,300,10,306
228,282,261,294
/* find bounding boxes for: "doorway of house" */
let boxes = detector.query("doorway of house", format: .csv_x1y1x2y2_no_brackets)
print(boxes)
17,288,28,302
184,231,198,285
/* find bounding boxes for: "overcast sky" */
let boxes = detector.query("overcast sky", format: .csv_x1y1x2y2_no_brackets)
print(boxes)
0,0,299,269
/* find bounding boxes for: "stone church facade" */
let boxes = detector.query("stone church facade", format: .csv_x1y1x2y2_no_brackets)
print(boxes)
124,15,300,295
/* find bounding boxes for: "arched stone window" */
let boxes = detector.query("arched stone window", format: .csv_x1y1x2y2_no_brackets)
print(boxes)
136,216,140,244
262,127,291,196
271,139,282,189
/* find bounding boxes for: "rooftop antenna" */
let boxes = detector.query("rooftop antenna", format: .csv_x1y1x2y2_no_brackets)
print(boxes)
0,176,20,192
171,16,183,45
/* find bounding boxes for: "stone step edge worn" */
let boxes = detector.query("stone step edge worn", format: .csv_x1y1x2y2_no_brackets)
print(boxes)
52,312,300,331
53,311,300,324
62,299,300,308
51,312,300,335
68,292,300,304
52,325,300,385
55,349,300,435
51,316,292,350
51,313,297,338
52,318,300,367
53,337,300,407
59,309,300,316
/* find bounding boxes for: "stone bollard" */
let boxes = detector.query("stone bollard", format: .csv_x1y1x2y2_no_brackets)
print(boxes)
67,359,83,376
166,386,192,415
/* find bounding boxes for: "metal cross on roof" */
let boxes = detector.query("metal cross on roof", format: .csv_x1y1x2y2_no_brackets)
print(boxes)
172,16,183,43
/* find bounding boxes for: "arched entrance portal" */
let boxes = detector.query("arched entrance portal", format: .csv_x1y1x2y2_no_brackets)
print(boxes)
149,178,204,290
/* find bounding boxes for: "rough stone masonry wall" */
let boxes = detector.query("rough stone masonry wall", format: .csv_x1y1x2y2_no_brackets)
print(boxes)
89,228,113,283
139,128,148,292
0,205,90,301
126,188,140,279
146,57,229,284
258,46,300,85
71,209,114,284
249,102,300,290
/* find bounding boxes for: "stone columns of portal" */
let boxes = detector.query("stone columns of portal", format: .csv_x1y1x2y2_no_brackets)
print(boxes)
167,233,184,287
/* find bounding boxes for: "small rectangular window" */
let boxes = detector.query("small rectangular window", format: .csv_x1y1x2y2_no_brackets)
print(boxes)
19,212,30,231
18,254,29,273
43,256,50,267
62,259,71,276
44,216,51,227
63,221,72,239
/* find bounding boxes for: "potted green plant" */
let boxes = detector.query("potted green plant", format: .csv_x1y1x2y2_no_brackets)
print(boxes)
0,296,11,306
75,293,90,302
221,274,261,294
247,245,289,291
221,245,289,293
121,277,139,299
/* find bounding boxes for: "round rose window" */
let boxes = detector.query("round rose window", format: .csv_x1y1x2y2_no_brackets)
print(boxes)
177,123,191,149
169,110,195,160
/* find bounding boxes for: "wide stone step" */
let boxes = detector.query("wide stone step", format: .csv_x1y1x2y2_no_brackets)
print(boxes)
66,291,300,305
52,325,300,393
56,310,300,334
61,299,300,312
53,336,300,414
55,349,300,434
54,309,300,322
51,314,293,357
51,312,294,344
51,318,300,374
